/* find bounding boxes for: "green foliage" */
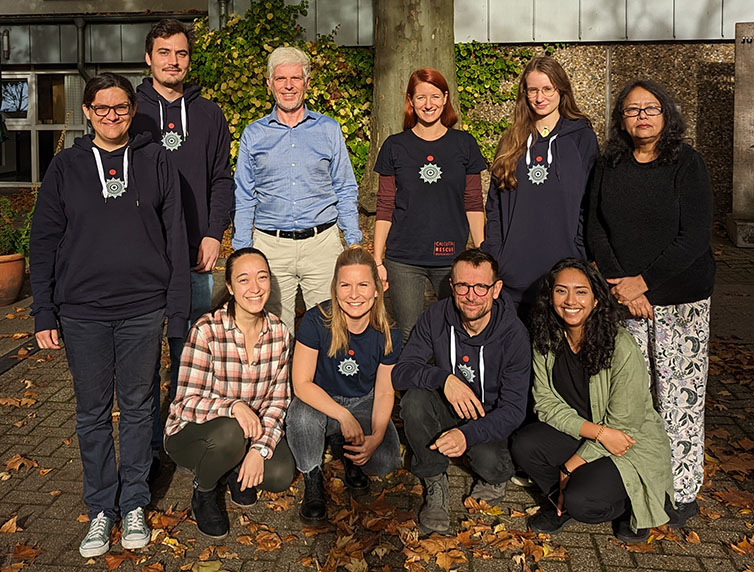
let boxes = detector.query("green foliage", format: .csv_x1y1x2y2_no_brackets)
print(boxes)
189,0,373,179
0,197,33,257
455,43,537,163
189,1,554,176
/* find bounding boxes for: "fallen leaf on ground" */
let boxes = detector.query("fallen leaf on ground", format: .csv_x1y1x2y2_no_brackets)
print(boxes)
0,515,21,533
4,455,38,472
730,535,754,555
0,563,25,572
685,530,701,543
609,538,655,552
711,489,754,509
77,513,89,522
38,468,52,476
141,563,164,572
12,543,42,560
104,552,136,570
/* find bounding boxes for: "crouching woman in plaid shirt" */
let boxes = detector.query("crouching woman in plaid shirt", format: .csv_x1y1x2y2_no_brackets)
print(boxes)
164,247,295,539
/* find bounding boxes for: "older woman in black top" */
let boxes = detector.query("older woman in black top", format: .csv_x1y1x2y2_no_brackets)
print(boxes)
587,80,715,529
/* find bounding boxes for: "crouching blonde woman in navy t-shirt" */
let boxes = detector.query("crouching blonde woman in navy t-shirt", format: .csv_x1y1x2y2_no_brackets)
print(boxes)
287,246,402,524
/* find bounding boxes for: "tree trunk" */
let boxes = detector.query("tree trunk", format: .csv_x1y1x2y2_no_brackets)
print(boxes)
360,0,456,214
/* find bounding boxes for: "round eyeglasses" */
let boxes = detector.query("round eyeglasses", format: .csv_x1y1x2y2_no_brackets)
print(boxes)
526,86,558,98
451,281,495,296
88,104,132,117
621,105,663,117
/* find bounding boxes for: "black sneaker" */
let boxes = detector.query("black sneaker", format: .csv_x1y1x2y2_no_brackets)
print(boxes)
300,467,327,524
226,467,258,508
529,503,573,535
191,482,229,539
612,516,649,543
343,459,369,491
665,499,699,529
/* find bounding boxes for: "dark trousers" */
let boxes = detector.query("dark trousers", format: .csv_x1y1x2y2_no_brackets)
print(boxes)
511,421,628,524
400,388,514,484
61,307,164,520
164,417,296,493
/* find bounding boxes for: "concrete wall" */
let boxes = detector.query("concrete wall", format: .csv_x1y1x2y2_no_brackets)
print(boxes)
0,0,205,14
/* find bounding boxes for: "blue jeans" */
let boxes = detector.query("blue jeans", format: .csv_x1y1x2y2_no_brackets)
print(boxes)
60,308,164,519
151,270,214,452
383,259,452,343
286,393,401,476
400,388,514,484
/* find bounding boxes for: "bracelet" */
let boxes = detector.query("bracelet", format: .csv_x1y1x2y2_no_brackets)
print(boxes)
595,424,606,443
559,464,572,477
376,263,384,268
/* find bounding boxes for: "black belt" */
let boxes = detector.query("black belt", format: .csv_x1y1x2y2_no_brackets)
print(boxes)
257,220,336,240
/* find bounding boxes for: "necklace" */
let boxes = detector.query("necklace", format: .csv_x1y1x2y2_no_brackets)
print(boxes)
541,126,550,137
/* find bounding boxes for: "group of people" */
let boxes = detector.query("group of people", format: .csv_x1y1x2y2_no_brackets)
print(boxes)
28,18,714,559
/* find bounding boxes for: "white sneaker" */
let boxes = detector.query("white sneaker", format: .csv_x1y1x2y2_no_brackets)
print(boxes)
79,511,113,558
121,507,150,550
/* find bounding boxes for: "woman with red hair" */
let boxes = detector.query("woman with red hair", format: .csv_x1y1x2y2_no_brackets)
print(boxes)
373,68,487,342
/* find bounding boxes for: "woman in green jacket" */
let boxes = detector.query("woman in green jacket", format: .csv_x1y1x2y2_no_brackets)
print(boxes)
511,258,672,542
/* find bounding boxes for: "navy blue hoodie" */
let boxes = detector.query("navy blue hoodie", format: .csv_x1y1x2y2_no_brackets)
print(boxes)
392,293,531,448
482,117,598,305
30,133,190,337
131,79,233,265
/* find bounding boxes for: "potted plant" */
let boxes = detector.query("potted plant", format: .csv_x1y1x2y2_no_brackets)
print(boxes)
0,196,33,306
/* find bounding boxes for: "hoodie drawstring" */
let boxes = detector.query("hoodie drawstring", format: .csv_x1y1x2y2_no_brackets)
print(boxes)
525,132,558,168
158,97,188,138
92,146,129,201
449,325,486,405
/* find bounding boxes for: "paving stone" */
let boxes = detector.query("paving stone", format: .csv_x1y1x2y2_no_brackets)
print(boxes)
700,557,739,572
633,553,703,570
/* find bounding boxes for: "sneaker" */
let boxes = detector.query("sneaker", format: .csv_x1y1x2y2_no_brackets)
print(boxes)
121,507,150,550
665,499,699,529
300,467,328,524
510,472,535,488
418,473,450,535
529,503,573,535
612,517,649,543
470,479,508,504
79,512,114,558
344,458,369,491
226,467,258,508
191,483,229,539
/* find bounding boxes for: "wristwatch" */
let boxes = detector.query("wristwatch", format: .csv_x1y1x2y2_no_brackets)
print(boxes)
257,446,271,460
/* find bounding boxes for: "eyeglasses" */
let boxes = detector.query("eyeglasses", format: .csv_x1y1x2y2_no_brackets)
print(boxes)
451,281,496,296
526,86,558,98
88,104,132,117
622,105,663,117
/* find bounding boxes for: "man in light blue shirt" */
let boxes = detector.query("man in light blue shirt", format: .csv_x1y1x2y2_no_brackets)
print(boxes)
233,46,361,330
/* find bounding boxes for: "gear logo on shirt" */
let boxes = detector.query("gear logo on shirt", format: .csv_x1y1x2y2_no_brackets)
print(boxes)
527,163,549,185
104,178,126,200
162,131,183,152
458,364,475,383
337,357,359,377
419,162,442,184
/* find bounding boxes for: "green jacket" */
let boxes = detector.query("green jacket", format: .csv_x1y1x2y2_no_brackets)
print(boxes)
532,328,673,530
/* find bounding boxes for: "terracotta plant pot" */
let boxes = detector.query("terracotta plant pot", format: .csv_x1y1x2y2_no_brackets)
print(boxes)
0,253,26,307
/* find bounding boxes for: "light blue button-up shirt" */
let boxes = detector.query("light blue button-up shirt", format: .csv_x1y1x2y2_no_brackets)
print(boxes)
232,107,361,249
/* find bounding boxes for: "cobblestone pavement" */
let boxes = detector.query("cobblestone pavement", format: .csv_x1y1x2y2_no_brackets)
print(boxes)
0,235,753,572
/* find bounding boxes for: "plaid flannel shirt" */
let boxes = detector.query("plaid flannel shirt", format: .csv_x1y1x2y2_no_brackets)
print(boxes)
165,303,291,454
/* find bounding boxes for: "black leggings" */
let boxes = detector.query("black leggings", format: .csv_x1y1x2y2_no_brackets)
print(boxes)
165,417,296,493
511,421,628,524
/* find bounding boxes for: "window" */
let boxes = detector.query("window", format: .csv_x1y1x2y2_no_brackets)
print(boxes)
1,79,28,119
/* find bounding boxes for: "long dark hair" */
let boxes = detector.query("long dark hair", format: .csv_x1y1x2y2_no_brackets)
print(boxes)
529,258,621,377
216,247,271,320
491,56,591,190
604,79,686,167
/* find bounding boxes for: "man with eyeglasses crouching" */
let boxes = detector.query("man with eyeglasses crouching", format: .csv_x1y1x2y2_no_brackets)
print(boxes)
393,249,531,535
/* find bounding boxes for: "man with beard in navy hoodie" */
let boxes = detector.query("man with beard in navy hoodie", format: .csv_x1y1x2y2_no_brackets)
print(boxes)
131,19,234,479
393,249,530,535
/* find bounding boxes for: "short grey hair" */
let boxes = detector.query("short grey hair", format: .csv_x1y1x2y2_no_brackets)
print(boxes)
267,46,310,80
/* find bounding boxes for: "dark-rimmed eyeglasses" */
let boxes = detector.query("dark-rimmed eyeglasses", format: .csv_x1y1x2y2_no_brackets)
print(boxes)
88,104,132,117
526,86,557,98
622,105,663,117
451,281,495,296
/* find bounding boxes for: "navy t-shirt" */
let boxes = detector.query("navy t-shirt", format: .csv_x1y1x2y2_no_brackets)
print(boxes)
375,128,486,266
296,301,403,397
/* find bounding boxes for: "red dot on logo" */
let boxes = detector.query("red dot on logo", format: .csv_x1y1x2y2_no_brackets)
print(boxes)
168,122,175,129
536,156,543,162
348,349,355,356
109,169,116,176
462,355,469,363
427,155,434,162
